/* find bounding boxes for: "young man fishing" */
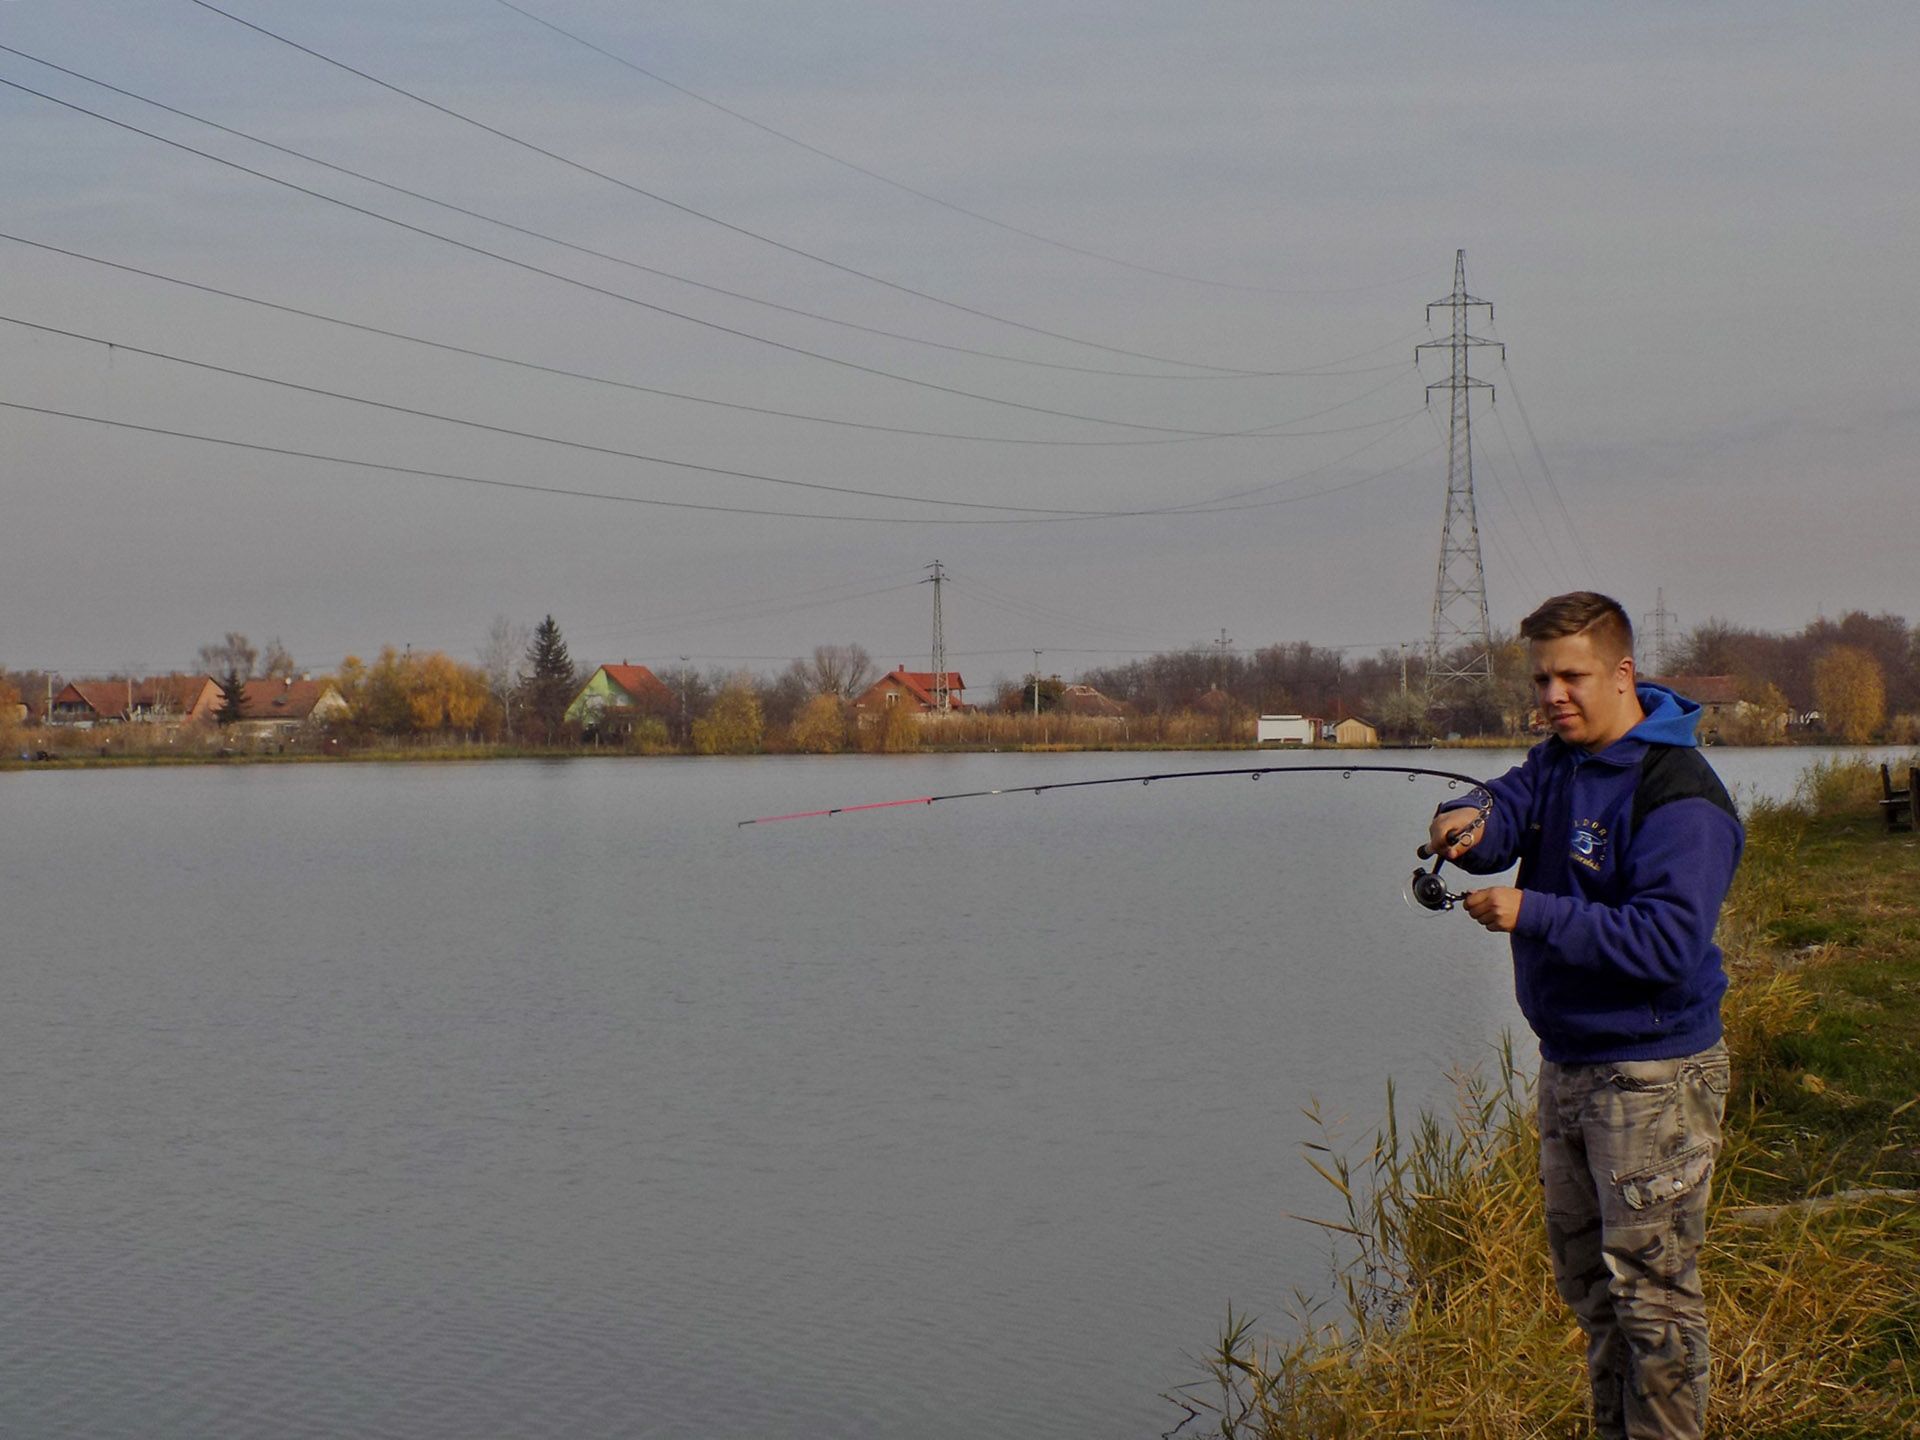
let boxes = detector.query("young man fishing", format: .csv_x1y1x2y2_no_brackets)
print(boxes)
1427,591,1743,1440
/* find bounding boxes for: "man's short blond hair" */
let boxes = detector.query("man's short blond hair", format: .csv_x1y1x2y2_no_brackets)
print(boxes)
1520,591,1634,664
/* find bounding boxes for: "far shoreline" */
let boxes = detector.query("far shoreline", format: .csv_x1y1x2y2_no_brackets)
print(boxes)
0,734,1882,773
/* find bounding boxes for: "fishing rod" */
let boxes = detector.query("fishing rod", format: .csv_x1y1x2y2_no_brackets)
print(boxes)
737,762,1494,913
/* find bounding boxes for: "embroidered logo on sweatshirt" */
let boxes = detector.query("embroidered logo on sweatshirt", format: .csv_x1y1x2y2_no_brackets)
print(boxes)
1570,819,1608,872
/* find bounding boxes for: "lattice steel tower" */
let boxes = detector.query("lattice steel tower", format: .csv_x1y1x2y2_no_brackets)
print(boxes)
1646,587,1679,676
924,559,951,714
1417,250,1504,713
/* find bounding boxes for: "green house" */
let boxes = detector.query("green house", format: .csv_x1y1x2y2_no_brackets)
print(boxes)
566,663,675,729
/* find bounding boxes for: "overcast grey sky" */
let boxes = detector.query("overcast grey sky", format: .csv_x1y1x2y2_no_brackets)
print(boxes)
3,0,1914,688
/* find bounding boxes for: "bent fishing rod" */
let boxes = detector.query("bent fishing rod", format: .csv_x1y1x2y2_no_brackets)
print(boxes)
737,762,1494,913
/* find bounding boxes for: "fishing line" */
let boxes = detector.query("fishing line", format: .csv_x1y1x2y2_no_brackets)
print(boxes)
735,762,1494,912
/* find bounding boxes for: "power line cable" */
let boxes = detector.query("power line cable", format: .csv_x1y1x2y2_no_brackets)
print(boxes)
0,75,1303,438
0,397,1065,524
943,578,1144,644
187,0,1334,375
0,43,1413,384
1494,352,1600,583
572,571,930,636
1482,401,1574,578
616,580,932,636
5,313,1424,524
0,396,1439,524
0,233,1421,449
0,312,1149,516
1151,410,1431,512
1161,434,1441,515
489,0,1438,299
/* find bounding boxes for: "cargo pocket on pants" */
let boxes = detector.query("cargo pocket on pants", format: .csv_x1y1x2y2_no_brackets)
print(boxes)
1614,1142,1715,1213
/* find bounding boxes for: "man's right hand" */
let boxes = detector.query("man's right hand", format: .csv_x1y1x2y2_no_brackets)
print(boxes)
1427,808,1484,861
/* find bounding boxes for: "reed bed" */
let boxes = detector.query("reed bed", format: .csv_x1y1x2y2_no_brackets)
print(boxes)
1175,759,1920,1438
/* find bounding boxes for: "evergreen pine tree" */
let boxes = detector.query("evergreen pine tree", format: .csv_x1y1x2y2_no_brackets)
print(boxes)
522,614,576,740
217,667,249,725
199,632,257,727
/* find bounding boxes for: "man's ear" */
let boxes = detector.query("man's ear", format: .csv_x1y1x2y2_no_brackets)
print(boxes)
1617,655,1637,693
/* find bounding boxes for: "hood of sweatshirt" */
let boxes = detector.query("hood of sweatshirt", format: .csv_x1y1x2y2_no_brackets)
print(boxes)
1625,681,1702,748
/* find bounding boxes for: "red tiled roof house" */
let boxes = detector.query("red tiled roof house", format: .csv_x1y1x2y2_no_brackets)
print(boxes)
233,677,351,735
852,666,968,720
50,674,224,727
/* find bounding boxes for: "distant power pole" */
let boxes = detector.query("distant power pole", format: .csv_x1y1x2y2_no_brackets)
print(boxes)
1417,250,1504,716
1212,628,1233,690
924,560,950,714
1646,588,1679,676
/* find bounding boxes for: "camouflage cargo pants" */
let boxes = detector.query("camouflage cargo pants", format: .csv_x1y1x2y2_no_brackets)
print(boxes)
1538,1042,1729,1440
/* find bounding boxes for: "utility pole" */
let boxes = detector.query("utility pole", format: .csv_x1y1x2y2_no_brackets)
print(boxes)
1212,628,1233,691
1646,588,1679,677
1417,250,1503,718
923,560,950,715
1032,649,1043,718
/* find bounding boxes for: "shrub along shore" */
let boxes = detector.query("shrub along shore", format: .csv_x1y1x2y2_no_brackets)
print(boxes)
1173,755,1920,1439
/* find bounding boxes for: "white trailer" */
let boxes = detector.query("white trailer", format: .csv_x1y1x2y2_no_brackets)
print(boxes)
1256,714,1318,746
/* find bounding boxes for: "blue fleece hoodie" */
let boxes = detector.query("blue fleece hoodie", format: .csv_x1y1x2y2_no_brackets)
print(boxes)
1441,684,1744,1064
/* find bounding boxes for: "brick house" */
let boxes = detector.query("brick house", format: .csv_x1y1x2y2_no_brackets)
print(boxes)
49,674,224,727
852,667,968,719
234,677,351,736
1058,683,1127,718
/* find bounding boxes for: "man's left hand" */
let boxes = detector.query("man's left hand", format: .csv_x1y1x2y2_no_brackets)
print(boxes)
1463,887,1524,933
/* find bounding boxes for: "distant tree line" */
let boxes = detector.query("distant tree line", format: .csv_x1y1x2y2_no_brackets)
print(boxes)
6,608,1917,755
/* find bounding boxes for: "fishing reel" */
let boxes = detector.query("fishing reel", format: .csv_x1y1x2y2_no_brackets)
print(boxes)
1404,864,1466,913
1404,822,1474,913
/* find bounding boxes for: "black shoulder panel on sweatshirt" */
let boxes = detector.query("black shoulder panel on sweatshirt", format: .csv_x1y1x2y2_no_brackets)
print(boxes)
1634,744,1739,830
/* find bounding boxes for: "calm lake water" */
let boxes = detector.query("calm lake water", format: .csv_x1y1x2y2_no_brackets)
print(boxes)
0,747,1885,1438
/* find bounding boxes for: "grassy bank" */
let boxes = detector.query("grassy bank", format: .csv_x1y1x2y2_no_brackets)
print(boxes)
1176,755,1920,1439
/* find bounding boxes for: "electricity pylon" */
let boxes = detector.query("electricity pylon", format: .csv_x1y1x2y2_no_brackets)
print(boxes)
1646,588,1679,676
1417,250,1504,716
924,560,951,714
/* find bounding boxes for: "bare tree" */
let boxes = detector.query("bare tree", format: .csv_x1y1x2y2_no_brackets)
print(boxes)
260,637,297,679
805,643,876,699
198,632,258,680
763,664,813,730
479,615,531,738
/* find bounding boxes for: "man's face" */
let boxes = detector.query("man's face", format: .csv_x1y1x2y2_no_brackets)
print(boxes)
1530,631,1636,750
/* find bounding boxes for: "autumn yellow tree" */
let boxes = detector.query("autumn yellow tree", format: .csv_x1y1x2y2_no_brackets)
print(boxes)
693,679,764,755
787,693,847,753
404,651,494,735
863,701,921,753
1813,644,1885,744
345,648,413,734
334,647,497,737
0,678,23,756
